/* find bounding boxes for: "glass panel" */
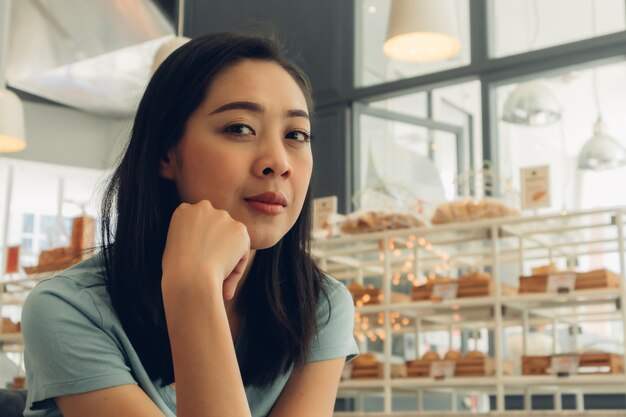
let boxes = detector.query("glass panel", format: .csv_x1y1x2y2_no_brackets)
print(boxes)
22,213,34,233
355,0,471,87
356,81,482,215
358,114,459,213
495,60,626,213
489,0,626,58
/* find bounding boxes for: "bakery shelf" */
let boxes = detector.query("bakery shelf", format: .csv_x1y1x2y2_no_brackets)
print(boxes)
502,374,626,390
501,288,622,311
315,207,626,414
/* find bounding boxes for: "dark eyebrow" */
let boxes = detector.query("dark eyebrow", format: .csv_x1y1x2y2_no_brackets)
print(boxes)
209,101,309,120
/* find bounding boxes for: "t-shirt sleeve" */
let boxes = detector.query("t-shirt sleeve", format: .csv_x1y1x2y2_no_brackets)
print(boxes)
21,279,137,412
308,278,359,363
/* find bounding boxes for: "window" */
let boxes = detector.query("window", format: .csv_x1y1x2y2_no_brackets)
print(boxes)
489,0,626,58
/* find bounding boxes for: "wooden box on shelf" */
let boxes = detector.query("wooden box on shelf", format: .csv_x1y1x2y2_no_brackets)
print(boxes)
351,353,383,379
575,269,620,290
522,353,623,375
410,277,454,301
457,272,492,298
405,359,432,377
579,353,624,374
23,215,96,275
518,275,550,294
521,355,552,375
1,318,21,334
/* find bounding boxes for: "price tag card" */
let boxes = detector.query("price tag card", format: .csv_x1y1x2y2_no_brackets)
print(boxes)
550,355,579,376
431,283,458,301
313,196,337,231
521,165,551,210
547,272,576,293
430,360,456,379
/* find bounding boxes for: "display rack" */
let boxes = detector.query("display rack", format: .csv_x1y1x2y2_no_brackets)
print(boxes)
313,208,626,414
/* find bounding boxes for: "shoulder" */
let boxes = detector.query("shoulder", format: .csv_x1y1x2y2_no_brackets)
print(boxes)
317,275,354,321
22,253,111,331
309,274,358,362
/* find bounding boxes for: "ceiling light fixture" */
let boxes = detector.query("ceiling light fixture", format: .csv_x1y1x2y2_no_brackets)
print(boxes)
501,80,562,127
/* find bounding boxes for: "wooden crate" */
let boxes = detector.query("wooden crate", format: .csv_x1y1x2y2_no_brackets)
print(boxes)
454,357,514,377
579,353,624,374
411,283,434,301
522,355,551,375
457,278,492,298
519,275,549,294
351,363,384,379
575,270,620,290
405,359,432,377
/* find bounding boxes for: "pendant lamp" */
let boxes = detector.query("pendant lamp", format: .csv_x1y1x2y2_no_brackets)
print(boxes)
501,80,561,127
578,118,626,171
384,0,461,63
151,36,191,74
0,89,26,153
151,0,190,73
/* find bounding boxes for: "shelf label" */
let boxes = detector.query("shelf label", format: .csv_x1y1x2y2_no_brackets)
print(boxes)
430,360,456,379
521,165,550,210
550,355,579,376
547,272,576,294
431,283,458,301
313,196,337,232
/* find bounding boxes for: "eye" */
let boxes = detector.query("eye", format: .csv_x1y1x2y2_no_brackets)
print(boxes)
224,124,255,137
285,129,311,142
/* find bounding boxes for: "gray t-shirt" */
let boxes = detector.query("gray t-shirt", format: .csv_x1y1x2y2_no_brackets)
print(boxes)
21,253,358,417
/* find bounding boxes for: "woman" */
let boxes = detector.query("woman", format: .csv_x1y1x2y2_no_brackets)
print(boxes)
21,32,358,417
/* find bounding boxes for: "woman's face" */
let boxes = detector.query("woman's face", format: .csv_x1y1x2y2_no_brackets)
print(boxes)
160,59,313,250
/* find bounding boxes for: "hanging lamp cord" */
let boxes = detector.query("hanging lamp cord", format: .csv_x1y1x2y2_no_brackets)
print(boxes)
178,0,185,37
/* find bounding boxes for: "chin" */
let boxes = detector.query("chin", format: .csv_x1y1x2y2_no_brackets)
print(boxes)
249,234,283,251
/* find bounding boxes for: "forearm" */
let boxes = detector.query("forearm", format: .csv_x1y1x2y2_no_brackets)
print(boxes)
164,278,251,417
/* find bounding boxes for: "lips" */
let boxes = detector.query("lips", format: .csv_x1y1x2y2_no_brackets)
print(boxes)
244,191,288,207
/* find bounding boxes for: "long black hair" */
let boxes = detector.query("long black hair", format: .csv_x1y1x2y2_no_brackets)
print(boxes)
101,32,327,387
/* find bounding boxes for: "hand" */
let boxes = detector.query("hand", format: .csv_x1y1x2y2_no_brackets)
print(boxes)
161,200,250,302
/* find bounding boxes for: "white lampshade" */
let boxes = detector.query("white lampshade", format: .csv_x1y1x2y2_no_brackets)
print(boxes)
384,0,461,63
578,119,626,171
0,89,27,153
501,80,562,127
151,36,191,74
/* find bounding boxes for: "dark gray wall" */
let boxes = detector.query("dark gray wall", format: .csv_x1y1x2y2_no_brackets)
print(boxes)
184,0,354,212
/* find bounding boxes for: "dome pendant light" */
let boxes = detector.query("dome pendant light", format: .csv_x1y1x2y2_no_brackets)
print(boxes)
578,118,626,171
384,0,461,63
501,80,562,127
0,89,26,153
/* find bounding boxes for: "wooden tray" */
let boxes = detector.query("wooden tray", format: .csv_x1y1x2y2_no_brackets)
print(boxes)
575,270,620,290
579,353,624,374
351,363,384,379
522,355,551,375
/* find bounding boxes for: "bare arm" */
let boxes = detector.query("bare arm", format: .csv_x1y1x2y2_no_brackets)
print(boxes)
269,358,345,417
56,201,252,417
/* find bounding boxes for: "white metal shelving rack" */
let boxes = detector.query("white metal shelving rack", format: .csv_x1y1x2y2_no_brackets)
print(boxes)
314,208,626,415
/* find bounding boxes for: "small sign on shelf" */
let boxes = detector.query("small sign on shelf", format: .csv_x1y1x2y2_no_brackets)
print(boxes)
550,354,579,377
431,283,459,301
547,272,576,294
521,165,550,211
430,360,456,379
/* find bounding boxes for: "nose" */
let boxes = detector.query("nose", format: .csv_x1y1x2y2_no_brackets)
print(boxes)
253,137,292,179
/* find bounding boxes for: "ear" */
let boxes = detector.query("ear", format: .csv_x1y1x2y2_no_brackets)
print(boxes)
159,149,177,180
